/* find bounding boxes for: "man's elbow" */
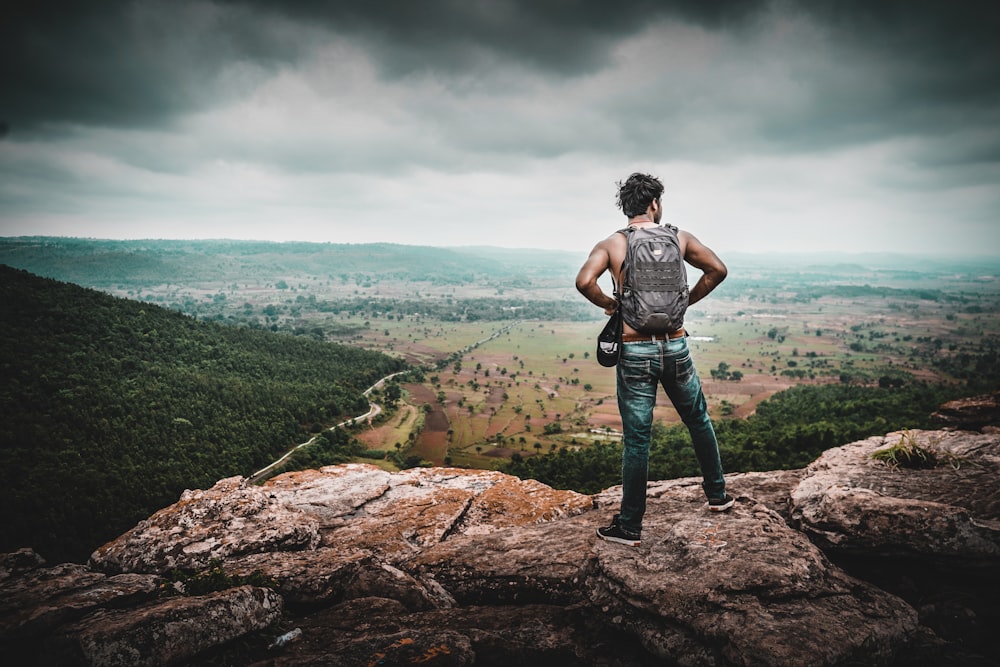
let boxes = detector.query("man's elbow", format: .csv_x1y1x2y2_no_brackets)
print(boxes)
714,263,728,284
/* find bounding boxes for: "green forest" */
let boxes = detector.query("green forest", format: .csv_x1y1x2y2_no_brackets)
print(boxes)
502,383,968,494
0,266,406,563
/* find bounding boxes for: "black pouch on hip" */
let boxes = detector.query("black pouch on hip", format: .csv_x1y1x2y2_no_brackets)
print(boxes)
596,310,623,367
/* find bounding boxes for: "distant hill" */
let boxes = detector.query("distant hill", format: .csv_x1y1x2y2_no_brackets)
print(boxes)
724,251,999,275
0,237,584,289
0,265,406,563
3,238,995,303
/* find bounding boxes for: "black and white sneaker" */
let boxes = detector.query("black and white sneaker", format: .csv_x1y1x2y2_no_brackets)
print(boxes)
707,494,735,512
596,514,641,546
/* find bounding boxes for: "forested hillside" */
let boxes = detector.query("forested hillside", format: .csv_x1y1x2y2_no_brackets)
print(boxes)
0,266,406,563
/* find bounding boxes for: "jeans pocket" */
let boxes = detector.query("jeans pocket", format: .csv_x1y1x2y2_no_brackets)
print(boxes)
619,356,652,382
675,352,695,385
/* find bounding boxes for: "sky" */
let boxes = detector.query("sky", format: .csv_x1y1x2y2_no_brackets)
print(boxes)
2,0,999,256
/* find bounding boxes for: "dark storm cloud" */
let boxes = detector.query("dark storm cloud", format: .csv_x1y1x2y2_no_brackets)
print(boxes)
770,1,1000,149
1,0,311,134
4,0,998,164
0,0,773,135
234,0,767,75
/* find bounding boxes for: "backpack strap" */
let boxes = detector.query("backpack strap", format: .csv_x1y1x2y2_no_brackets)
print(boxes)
615,226,644,300
612,227,634,301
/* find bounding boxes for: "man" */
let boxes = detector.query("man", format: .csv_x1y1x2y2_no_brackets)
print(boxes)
576,172,734,547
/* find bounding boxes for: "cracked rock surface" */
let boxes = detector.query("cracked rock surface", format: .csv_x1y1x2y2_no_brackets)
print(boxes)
4,416,999,666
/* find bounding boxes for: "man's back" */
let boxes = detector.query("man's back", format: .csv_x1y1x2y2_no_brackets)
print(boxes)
583,227,723,337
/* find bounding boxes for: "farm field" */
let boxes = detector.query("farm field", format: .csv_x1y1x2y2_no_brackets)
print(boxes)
336,281,999,469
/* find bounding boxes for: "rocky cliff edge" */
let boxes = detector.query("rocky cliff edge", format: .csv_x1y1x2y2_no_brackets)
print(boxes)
2,393,998,666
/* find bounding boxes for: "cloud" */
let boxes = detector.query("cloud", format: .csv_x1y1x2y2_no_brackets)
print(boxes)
1,1,998,255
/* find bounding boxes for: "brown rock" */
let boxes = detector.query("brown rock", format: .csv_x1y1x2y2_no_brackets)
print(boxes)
225,548,453,610
408,514,598,606
255,598,650,667
791,429,1000,559
47,585,281,667
263,463,393,526
0,547,46,583
790,429,1000,658
591,492,917,666
278,466,592,562
14,442,997,666
932,391,1000,430
91,476,321,574
408,474,918,665
0,561,161,642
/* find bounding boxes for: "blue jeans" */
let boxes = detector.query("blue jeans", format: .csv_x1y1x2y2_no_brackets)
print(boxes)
616,337,726,534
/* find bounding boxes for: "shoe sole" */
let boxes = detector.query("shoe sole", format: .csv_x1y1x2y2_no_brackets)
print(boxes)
707,497,735,512
596,528,640,546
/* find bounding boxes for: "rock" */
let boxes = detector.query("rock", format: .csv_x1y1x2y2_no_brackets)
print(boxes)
414,478,916,666
931,391,1000,431
224,548,453,610
791,429,1000,560
0,547,46,582
91,476,321,574
46,585,281,667
296,466,593,561
264,464,394,526
0,562,161,643
254,597,651,667
791,429,1000,658
8,427,1000,666
408,514,598,606
591,491,916,666
708,469,806,521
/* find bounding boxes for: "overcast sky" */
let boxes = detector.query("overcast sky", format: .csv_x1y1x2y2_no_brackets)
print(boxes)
2,0,998,256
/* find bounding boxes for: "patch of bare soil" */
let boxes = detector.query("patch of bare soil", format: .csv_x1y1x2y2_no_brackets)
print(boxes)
415,431,449,465
424,411,449,432
404,383,437,404
484,447,516,458
403,384,451,432
356,421,395,449
485,386,505,405
589,412,621,429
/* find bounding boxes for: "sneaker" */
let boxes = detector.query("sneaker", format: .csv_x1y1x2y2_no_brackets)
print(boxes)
596,514,641,546
707,494,735,512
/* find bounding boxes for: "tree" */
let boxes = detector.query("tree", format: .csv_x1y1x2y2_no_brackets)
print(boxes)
383,382,402,405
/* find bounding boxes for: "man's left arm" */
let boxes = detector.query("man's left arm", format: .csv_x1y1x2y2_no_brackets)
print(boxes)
682,231,727,306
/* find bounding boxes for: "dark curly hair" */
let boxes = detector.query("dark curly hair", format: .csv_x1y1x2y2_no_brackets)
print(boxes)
616,173,664,218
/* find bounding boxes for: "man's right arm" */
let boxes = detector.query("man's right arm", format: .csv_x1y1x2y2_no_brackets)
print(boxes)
681,231,727,306
576,242,618,315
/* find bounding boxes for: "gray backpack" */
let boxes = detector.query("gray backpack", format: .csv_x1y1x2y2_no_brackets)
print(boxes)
616,225,689,334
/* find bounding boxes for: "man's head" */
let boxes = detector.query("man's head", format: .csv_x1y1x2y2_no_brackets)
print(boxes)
616,172,664,219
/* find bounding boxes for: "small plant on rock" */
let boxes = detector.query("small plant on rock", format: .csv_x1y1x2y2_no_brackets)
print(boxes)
870,430,939,470
162,558,276,597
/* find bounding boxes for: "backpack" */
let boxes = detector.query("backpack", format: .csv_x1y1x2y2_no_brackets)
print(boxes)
615,224,689,334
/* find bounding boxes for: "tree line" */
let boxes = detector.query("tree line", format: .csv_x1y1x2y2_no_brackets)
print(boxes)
502,383,973,494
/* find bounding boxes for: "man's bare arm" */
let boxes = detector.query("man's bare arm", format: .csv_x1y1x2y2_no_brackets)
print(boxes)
576,243,618,315
682,231,727,306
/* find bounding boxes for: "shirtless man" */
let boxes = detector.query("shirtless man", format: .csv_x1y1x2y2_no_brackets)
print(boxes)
576,172,734,547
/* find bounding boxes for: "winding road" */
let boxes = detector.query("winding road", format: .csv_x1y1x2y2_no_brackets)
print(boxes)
248,371,409,484
248,321,520,484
